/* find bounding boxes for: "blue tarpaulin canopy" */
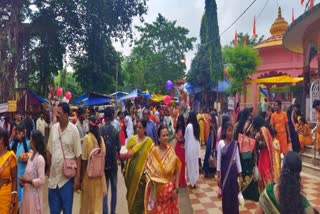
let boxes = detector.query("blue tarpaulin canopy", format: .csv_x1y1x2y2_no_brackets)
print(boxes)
116,89,152,101
73,92,112,106
259,87,268,96
109,91,128,100
184,79,230,95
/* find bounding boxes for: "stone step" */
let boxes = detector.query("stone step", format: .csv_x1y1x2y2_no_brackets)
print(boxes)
300,151,320,164
304,145,315,154
302,161,320,177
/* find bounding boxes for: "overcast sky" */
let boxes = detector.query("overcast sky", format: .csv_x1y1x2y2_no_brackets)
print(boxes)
114,0,310,69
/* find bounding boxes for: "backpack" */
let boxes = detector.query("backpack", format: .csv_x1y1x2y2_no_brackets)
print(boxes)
87,144,105,178
100,124,118,172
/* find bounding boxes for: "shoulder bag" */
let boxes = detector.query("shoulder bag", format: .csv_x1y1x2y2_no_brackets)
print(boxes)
59,129,77,178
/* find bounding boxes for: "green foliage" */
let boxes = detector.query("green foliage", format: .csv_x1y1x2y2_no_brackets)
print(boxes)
54,70,83,98
1,0,148,99
229,32,265,47
187,0,223,85
205,0,224,82
224,45,261,94
122,14,196,92
73,0,148,94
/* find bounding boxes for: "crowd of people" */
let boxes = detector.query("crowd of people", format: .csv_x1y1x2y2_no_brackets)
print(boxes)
0,98,319,213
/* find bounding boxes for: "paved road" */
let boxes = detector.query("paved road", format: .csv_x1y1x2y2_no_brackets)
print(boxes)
43,166,193,214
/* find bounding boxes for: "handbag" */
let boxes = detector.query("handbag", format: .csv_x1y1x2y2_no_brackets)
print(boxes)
59,129,77,178
237,133,256,159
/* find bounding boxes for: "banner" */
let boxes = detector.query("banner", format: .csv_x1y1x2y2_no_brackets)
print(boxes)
0,103,8,113
7,100,17,112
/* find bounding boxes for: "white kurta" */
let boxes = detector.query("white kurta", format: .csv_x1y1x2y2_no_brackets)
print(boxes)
184,123,200,186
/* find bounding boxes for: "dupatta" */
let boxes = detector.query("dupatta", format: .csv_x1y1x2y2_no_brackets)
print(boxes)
124,136,154,211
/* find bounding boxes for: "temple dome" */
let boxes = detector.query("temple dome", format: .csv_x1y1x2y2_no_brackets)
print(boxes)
270,7,289,36
255,7,289,49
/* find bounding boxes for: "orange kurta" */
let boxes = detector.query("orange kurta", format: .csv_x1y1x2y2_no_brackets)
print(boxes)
270,111,288,154
298,124,312,148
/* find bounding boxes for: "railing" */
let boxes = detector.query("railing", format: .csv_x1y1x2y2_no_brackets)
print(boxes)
311,126,320,166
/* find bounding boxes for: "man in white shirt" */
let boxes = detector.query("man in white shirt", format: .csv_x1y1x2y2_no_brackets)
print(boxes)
36,112,48,137
47,102,81,214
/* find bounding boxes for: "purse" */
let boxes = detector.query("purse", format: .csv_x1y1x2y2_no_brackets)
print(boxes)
59,129,77,178
237,133,256,159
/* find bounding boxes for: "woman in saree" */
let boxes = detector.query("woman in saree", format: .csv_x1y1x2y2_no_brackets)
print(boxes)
197,111,205,145
233,108,260,202
145,125,181,213
20,130,46,214
80,116,106,214
256,151,315,214
251,115,275,192
0,127,18,214
217,123,242,214
118,111,126,146
174,115,187,187
297,116,312,153
203,112,217,178
124,119,154,214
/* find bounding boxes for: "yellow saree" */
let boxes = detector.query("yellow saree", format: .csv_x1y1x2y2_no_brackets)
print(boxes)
0,150,18,214
125,136,154,214
144,145,181,214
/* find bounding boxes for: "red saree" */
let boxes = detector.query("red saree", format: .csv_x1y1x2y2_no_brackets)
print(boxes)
258,127,274,192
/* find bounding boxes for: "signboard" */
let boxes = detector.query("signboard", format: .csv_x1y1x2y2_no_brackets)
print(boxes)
0,103,8,113
228,96,235,111
7,100,17,112
309,79,320,123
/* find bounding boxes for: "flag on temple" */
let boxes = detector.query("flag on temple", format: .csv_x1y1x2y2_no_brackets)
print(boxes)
233,31,238,45
301,0,304,4
243,35,247,47
253,16,256,38
292,8,294,22
309,0,314,9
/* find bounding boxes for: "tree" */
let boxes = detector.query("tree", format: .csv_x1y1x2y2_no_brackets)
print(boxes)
187,0,224,85
73,0,149,94
224,45,261,94
229,32,264,47
123,14,196,92
205,0,224,82
54,70,83,98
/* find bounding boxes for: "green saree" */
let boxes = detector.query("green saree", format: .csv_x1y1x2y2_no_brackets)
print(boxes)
259,183,313,214
124,136,154,214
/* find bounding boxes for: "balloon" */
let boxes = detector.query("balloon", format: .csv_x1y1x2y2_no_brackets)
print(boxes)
56,87,63,96
65,91,72,100
163,95,171,105
131,97,135,101
165,80,173,90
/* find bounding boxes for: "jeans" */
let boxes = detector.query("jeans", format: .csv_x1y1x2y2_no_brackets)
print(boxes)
48,178,74,214
103,171,118,214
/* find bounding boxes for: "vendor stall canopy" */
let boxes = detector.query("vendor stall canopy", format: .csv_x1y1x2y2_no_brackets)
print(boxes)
184,79,230,95
247,75,303,84
73,92,112,106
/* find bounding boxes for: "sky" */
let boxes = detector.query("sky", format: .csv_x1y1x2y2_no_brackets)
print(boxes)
114,0,310,70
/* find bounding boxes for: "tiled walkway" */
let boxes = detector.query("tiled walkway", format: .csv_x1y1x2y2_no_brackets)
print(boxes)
189,148,320,213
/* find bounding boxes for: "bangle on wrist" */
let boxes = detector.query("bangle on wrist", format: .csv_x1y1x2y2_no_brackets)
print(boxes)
11,191,17,194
